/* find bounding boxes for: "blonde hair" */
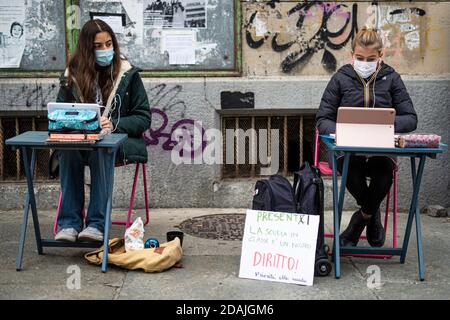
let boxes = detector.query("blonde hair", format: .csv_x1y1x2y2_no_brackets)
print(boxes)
351,27,383,53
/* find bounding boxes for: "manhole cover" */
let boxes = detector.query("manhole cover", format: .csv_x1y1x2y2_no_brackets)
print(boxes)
177,214,245,241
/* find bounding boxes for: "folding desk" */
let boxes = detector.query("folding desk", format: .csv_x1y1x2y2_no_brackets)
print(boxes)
321,136,444,280
5,131,127,273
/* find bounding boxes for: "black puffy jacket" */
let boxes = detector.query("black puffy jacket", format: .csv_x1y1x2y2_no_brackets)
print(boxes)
316,62,417,135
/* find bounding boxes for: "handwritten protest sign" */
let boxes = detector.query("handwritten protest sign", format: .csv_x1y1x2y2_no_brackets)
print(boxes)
239,209,319,286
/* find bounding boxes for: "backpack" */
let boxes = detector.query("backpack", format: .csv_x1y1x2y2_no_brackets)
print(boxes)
251,162,332,277
252,175,296,213
293,162,331,276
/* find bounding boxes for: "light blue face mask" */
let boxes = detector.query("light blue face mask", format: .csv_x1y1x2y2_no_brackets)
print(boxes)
95,48,115,66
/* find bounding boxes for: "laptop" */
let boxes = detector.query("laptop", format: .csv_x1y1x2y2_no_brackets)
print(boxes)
46,102,104,143
336,107,396,148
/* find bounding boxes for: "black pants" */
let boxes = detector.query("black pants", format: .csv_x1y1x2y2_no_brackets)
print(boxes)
336,156,394,216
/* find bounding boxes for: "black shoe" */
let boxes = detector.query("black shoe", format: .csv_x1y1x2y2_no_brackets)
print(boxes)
366,209,385,247
339,210,368,247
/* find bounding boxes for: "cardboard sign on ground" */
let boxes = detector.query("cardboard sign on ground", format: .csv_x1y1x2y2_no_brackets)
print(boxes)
239,209,319,286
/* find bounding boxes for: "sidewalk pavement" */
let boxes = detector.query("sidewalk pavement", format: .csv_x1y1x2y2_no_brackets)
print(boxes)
0,208,449,300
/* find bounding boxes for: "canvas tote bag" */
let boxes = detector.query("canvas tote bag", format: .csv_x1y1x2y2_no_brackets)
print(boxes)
85,237,182,272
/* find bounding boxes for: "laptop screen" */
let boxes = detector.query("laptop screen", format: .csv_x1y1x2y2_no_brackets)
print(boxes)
336,107,396,148
337,107,396,125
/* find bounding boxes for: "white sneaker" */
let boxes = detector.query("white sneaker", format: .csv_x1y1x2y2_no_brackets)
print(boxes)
55,228,78,242
78,227,104,241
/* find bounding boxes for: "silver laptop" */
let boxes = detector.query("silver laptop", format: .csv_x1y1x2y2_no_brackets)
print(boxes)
47,102,102,129
336,107,396,148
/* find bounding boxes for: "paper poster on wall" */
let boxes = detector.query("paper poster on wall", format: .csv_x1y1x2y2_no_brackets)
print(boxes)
143,0,206,29
239,210,320,286
0,0,26,68
121,0,144,45
90,12,126,34
161,29,196,65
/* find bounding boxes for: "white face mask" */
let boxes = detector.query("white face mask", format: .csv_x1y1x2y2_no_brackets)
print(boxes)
353,59,379,79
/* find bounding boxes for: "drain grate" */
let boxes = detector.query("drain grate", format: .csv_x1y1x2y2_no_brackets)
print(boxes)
177,214,245,241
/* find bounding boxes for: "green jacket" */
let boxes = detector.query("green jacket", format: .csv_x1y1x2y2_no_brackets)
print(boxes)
56,59,152,164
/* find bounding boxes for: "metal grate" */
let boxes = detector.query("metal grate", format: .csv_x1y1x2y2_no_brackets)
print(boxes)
0,115,52,182
177,214,245,241
221,115,315,179
317,136,330,164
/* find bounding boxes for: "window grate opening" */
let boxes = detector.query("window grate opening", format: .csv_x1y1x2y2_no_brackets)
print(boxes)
221,114,315,179
0,115,52,182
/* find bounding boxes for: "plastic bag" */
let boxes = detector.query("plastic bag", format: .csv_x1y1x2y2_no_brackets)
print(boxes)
124,217,145,252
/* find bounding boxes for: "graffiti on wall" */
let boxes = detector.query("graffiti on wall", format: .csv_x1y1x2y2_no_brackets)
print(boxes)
146,83,187,116
144,107,207,156
372,4,427,65
143,84,207,158
3,83,58,108
245,1,428,74
245,1,358,73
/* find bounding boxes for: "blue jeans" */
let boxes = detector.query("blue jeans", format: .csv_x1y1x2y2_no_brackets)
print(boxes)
57,150,113,233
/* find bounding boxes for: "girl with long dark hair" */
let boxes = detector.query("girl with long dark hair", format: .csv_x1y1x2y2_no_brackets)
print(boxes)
55,19,151,242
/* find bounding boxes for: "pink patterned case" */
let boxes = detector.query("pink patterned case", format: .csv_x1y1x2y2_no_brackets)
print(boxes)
397,134,441,148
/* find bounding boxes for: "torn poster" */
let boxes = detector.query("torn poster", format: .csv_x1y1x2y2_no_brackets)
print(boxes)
0,0,26,68
161,29,196,65
143,0,206,29
121,0,144,45
404,31,420,50
90,13,126,34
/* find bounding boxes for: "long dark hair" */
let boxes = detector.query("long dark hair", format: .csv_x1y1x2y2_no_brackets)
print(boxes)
68,19,121,103
10,22,24,37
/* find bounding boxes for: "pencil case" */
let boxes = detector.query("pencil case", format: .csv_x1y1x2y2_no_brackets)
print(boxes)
48,109,99,132
397,133,441,148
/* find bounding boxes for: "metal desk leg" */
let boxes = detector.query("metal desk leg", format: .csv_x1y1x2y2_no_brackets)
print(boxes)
400,158,416,264
413,156,426,281
22,148,43,253
331,153,350,278
400,156,427,281
16,149,37,271
338,154,351,227
331,154,338,266
100,148,117,273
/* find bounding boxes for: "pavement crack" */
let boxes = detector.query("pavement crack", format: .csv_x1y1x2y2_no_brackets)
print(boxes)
349,258,382,300
369,288,382,300
349,258,365,278
111,272,127,300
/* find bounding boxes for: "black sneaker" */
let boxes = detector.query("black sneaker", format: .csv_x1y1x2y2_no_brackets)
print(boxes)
339,210,368,247
366,209,385,247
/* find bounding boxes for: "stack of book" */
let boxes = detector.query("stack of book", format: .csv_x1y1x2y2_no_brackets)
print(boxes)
46,133,101,144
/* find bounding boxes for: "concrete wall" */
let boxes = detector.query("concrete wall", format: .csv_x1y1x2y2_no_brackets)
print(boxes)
1,1,449,211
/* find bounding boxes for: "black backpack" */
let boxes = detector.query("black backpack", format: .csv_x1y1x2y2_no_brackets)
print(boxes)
293,162,331,276
251,162,332,277
252,175,297,213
